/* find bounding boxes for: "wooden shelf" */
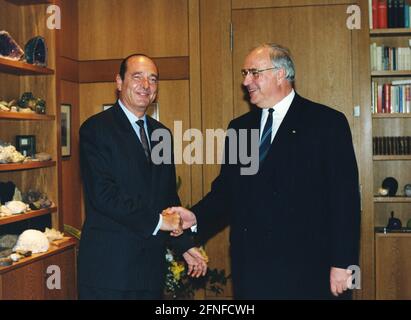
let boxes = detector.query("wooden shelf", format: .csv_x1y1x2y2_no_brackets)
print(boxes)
0,112,55,121
375,232,411,237
372,113,411,118
0,237,76,274
0,57,54,76
371,70,411,77
373,155,411,161
374,197,411,203
0,206,57,226
0,161,55,172
5,0,53,5
370,28,411,36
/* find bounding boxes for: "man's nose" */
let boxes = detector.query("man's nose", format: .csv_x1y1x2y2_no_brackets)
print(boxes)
242,74,252,86
141,77,150,88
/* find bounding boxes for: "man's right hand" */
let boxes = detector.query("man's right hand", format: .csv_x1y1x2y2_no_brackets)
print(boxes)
160,211,182,232
168,206,197,230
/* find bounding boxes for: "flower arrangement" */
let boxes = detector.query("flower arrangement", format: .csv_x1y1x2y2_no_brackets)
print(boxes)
164,247,230,300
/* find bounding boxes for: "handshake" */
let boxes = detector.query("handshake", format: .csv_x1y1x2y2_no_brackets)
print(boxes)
160,206,197,237
160,207,207,277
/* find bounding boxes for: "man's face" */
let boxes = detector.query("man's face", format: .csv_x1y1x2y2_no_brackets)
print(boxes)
116,56,158,114
242,48,280,108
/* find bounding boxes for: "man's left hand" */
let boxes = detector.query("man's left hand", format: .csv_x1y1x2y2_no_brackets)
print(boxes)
183,247,208,278
330,267,352,297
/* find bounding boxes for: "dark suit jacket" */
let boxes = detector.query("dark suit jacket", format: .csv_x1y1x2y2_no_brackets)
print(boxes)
192,93,361,299
78,102,192,292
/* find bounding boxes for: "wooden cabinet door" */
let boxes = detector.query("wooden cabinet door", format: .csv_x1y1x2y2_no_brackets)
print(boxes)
43,248,76,300
1,261,44,300
376,234,411,299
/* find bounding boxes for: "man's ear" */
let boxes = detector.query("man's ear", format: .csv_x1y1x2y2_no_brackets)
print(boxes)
115,74,122,92
277,68,286,83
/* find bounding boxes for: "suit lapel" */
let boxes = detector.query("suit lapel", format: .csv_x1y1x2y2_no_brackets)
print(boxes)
259,94,305,175
112,103,152,185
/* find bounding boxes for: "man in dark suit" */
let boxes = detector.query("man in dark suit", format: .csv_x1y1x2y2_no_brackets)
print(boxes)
78,54,207,300
170,44,361,299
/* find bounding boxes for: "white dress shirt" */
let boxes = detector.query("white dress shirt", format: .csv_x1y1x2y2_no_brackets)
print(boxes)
259,89,295,142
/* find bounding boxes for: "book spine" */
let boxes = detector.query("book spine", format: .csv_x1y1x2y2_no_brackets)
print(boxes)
379,0,388,28
373,0,380,28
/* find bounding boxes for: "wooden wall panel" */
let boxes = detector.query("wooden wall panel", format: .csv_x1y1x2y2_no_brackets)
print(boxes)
61,80,82,229
60,0,78,60
232,0,352,9
79,80,192,208
188,0,203,208
200,0,233,298
78,57,189,83
155,80,191,207
376,234,411,299
78,0,189,60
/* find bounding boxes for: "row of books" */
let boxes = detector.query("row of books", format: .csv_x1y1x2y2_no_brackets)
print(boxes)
370,0,411,29
370,44,411,71
371,80,411,113
373,136,411,155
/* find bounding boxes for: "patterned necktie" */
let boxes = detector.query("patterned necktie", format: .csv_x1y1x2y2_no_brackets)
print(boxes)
259,108,274,163
136,119,151,163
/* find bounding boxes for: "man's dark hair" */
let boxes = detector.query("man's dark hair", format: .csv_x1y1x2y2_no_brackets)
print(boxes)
119,53,151,80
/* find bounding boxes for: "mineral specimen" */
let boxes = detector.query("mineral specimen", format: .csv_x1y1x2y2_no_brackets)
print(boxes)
13,229,49,254
0,31,24,60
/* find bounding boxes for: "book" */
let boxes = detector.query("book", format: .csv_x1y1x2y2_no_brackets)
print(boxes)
378,0,388,28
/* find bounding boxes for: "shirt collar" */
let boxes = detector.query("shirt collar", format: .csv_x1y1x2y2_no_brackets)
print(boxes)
118,99,147,125
262,89,295,118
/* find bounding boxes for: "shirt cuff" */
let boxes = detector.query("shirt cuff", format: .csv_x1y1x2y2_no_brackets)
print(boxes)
152,214,162,236
190,225,197,233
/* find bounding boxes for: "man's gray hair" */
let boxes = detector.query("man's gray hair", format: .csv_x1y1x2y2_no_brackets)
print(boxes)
258,43,295,83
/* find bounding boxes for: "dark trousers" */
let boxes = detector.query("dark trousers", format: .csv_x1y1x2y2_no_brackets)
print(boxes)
78,285,162,300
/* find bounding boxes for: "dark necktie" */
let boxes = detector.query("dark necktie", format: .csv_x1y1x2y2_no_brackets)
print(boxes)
259,108,274,163
136,119,151,163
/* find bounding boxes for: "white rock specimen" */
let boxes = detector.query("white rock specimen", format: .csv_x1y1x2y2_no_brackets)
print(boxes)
4,201,28,214
13,229,49,253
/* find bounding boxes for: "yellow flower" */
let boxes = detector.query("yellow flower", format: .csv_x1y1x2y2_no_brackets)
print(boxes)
170,261,185,281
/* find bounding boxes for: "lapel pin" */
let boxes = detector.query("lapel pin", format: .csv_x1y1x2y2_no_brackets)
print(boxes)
292,130,296,134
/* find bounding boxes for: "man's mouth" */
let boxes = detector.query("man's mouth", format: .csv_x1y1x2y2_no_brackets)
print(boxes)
247,88,258,95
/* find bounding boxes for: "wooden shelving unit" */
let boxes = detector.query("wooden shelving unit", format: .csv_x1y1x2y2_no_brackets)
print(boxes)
370,28,411,36
0,237,75,274
373,155,411,161
0,206,57,225
0,112,55,121
369,21,411,299
4,0,53,6
0,161,56,172
372,113,411,119
0,57,54,76
374,197,411,203
371,70,411,77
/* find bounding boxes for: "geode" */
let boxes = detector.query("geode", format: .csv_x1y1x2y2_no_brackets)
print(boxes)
0,31,24,60
24,36,47,67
